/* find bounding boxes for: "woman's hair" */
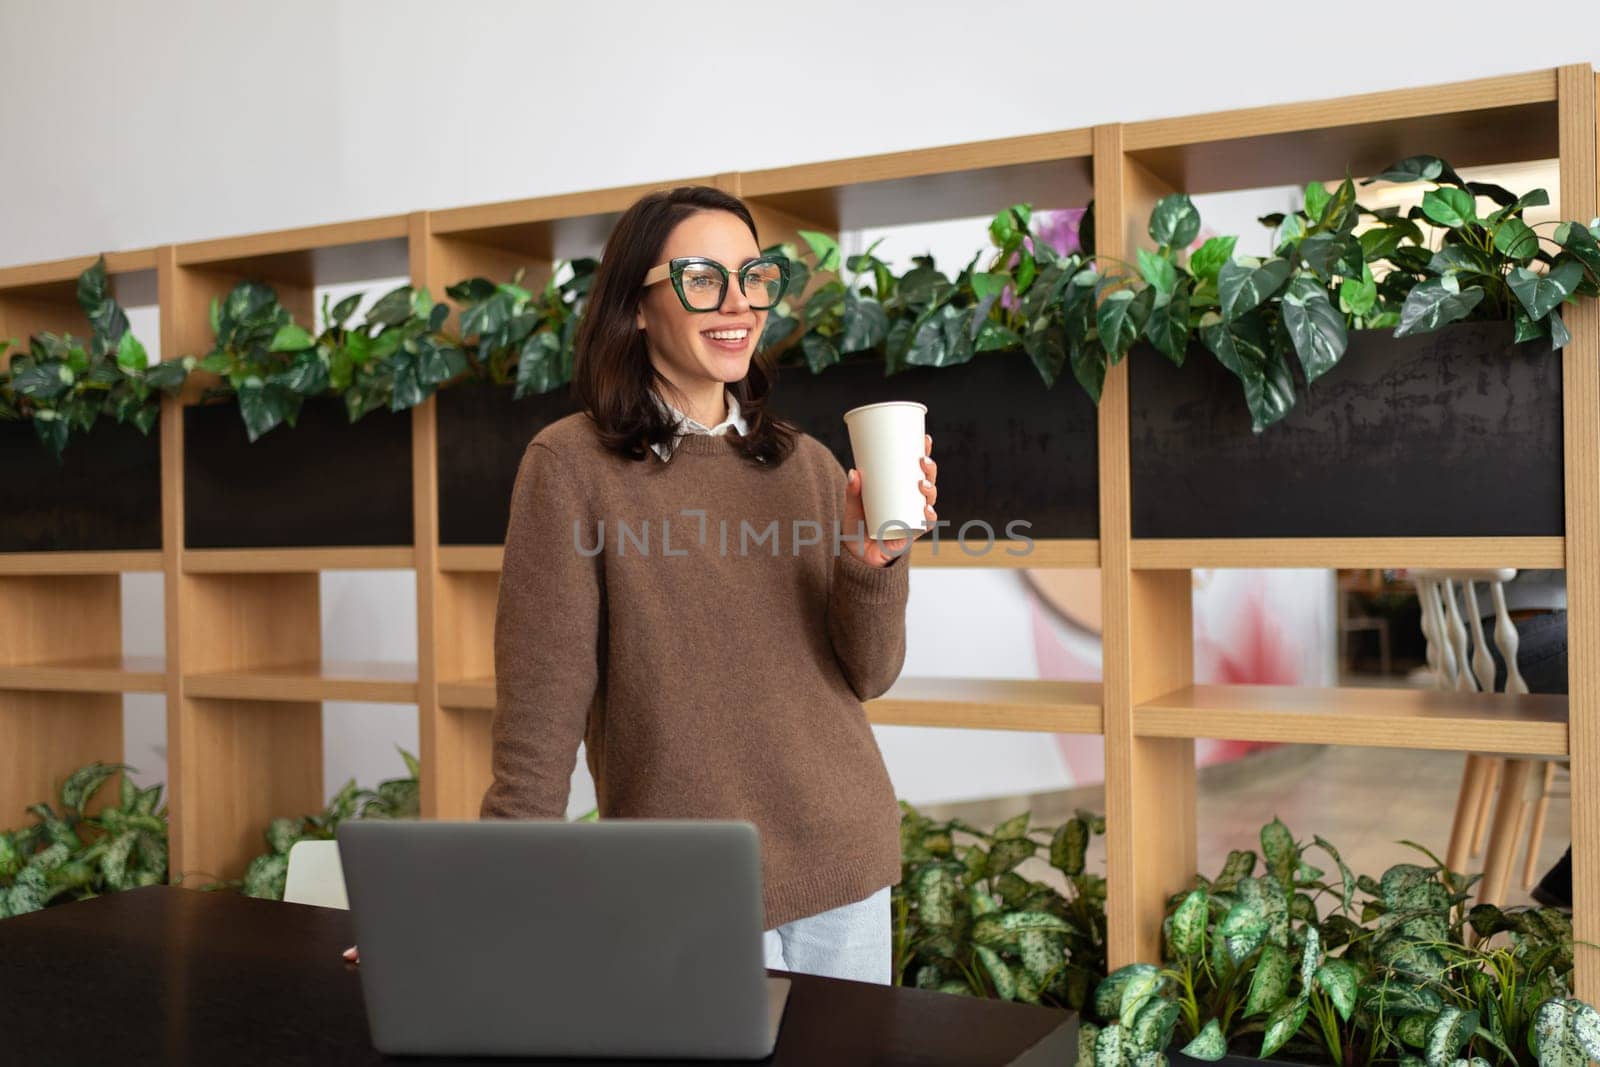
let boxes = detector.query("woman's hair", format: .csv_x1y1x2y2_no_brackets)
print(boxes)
571,184,799,467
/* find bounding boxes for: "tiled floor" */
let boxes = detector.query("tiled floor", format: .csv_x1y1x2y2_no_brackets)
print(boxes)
916,744,1570,909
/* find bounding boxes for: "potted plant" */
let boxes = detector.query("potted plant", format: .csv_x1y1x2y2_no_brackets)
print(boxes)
1119,156,1588,540
758,209,1102,542
0,256,185,552
894,801,1108,1010
181,282,456,548
1081,818,1600,1067
432,263,591,545
0,761,169,919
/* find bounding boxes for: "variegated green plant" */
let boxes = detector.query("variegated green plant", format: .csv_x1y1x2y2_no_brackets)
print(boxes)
0,255,189,459
893,801,1108,1011
758,203,1120,400
445,259,597,399
1081,819,1600,1067
190,281,465,441
0,761,169,919
1119,155,1600,433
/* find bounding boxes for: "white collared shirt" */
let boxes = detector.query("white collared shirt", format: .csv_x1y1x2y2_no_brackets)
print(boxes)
650,388,749,462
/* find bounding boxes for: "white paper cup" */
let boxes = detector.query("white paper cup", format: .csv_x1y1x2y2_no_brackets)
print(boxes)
842,401,928,540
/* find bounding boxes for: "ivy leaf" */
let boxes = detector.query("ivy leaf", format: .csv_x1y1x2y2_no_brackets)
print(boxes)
1144,277,1192,366
1281,275,1348,383
1509,262,1584,321
1421,187,1476,228
1098,289,1141,359
1218,257,1291,321
1395,277,1485,337
798,230,841,272
1340,263,1378,318
1304,181,1331,221
1555,221,1600,276
1138,248,1177,295
269,324,315,353
1149,194,1201,249
115,331,148,374
1189,236,1237,283
1364,155,1465,186
1492,217,1539,262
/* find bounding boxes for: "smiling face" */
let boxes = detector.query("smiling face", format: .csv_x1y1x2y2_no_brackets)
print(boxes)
634,209,766,405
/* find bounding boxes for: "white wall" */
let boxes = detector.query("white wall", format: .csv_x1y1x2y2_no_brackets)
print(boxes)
13,0,1587,805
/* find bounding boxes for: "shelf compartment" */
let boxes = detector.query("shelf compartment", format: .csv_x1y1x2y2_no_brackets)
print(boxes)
737,128,1093,230
184,661,418,704
0,655,165,694
436,540,1100,573
437,675,1103,734
428,176,720,261
182,547,415,573
0,551,164,574
1137,684,1567,756
866,678,1102,732
173,214,411,286
1124,69,1558,193
1129,537,1564,570
0,247,160,304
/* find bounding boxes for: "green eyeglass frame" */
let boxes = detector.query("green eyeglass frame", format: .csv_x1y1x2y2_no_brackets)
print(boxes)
642,255,791,313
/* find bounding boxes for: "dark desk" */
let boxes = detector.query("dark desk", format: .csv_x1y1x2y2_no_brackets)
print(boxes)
0,887,1076,1065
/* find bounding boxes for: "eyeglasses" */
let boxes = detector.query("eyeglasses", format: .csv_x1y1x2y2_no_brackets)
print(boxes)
642,255,791,313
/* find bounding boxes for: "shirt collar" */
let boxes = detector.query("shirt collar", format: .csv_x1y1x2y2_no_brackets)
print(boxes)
650,388,748,462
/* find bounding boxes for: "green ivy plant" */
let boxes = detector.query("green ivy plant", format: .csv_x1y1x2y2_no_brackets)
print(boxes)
191,282,465,441
894,800,1108,1011
0,256,189,460
1116,155,1600,432
446,258,597,399
0,761,169,919
1081,818,1600,1067
758,205,1121,400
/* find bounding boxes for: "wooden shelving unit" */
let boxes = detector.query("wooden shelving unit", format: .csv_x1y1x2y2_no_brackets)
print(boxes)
4,64,1596,997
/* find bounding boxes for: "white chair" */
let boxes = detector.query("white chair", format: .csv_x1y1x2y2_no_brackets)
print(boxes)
1412,569,1566,906
283,839,349,910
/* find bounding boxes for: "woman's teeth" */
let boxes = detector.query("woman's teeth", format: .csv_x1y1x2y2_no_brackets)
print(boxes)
702,329,749,349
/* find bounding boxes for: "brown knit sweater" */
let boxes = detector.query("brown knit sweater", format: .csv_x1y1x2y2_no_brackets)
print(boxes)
479,412,910,930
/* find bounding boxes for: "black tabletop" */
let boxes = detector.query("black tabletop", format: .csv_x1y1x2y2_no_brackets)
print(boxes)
0,887,1077,1066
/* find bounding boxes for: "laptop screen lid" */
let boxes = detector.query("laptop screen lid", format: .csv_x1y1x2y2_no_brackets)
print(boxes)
336,819,776,1059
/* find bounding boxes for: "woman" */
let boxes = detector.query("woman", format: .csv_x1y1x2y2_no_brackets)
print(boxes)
473,184,937,983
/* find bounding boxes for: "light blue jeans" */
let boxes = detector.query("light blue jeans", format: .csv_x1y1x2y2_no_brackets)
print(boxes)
761,884,892,985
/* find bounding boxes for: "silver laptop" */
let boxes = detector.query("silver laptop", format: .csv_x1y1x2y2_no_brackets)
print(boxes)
336,819,790,1059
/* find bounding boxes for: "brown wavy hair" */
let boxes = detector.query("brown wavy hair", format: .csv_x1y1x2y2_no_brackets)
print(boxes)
571,184,799,467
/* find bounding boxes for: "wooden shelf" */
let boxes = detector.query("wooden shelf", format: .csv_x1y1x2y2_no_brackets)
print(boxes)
1129,537,1564,570
737,129,1093,230
1125,69,1558,193
437,675,494,711
0,551,165,575
437,539,1100,573
1137,684,1568,756
866,678,1102,732
184,661,418,704
0,655,166,694
0,248,161,302
436,675,1102,734
427,176,720,260
174,214,411,286
182,547,416,573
